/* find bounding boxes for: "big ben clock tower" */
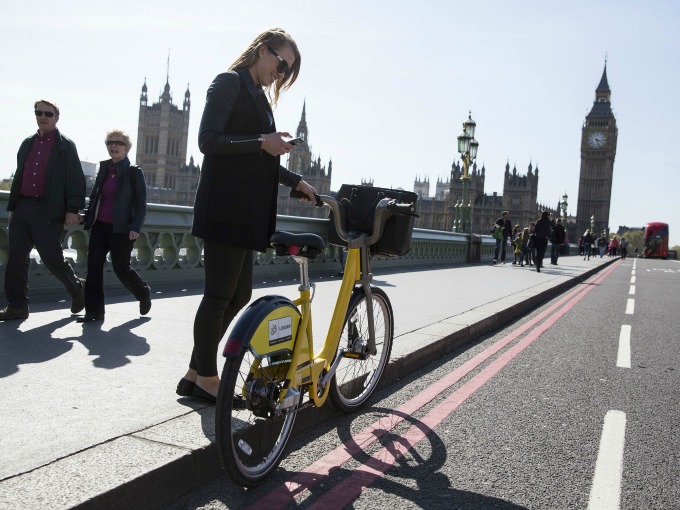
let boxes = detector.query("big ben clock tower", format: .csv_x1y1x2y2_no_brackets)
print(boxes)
576,63,618,238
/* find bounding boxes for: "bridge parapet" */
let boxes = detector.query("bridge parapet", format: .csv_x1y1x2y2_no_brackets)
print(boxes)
0,190,495,297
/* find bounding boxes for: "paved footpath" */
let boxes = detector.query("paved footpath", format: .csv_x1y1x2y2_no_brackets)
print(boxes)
0,255,617,509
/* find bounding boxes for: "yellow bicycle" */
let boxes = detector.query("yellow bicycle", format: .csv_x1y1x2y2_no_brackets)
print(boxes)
215,188,417,487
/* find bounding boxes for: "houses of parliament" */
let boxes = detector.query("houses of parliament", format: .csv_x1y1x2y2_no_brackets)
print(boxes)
134,64,616,242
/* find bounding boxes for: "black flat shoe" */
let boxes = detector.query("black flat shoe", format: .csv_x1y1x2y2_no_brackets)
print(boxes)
176,377,195,397
0,307,29,321
76,314,105,323
191,385,217,403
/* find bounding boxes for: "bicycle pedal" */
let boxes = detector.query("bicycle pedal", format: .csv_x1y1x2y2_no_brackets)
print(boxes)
342,351,368,360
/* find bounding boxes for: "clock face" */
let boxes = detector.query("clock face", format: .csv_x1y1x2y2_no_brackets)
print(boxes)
588,131,606,148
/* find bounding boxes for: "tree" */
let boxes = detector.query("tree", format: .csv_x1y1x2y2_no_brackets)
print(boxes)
618,229,644,255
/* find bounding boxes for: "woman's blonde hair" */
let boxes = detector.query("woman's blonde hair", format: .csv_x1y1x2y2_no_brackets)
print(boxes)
230,28,301,107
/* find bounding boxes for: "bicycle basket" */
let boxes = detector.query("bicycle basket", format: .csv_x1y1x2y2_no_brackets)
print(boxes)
328,184,418,257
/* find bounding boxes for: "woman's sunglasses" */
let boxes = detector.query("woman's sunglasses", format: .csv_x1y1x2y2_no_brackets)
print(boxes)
267,46,292,77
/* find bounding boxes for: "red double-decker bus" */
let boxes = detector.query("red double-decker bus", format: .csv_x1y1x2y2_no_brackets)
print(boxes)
643,222,669,259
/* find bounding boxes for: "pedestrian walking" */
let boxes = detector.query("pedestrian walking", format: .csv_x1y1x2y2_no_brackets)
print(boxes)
511,225,521,264
583,229,594,260
533,211,551,272
492,211,511,264
596,233,607,258
519,227,530,267
550,218,566,265
1,99,86,321
78,129,151,322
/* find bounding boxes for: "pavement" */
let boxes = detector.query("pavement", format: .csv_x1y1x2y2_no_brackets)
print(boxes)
0,254,618,510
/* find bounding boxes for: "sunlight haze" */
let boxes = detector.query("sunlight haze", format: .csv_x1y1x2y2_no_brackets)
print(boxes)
1,0,678,245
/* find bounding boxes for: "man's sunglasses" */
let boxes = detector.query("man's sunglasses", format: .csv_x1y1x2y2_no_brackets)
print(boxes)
267,46,292,77
35,110,56,118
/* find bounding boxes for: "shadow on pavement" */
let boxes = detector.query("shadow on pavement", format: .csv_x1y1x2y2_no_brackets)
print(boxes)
0,317,74,378
72,317,151,369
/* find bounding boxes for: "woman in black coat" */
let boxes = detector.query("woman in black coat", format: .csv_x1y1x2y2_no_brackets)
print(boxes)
177,28,316,401
533,211,552,272
79,129,150,322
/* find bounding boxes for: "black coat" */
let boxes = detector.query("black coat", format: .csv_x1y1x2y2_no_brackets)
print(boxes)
552,223,566,244
191,68,301,252
8,130,85,223
534,218,552,239
84,157,147,234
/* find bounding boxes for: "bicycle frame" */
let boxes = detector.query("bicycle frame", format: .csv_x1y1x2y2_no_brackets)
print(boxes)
281,242,375,408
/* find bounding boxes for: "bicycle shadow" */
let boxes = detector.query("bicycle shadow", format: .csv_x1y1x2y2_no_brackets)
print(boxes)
0,317,74,378
302,407,529,509
72,317,151,369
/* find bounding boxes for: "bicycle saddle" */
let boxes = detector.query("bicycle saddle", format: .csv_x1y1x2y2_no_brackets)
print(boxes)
270,231,326,259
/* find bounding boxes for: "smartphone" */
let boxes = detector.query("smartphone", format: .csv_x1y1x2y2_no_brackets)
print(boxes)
287,137,303,146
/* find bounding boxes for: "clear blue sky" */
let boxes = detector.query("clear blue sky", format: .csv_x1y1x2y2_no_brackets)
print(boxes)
1,0,679,246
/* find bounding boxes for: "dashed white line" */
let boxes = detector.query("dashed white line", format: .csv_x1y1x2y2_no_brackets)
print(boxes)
630,276,635,284
625,299,634,314
588,410,627,510
616,325,631,368
628,285,635,295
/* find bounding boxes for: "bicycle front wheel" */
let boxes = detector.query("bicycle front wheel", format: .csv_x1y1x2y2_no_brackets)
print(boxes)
329,286,394,412
215,348,297,487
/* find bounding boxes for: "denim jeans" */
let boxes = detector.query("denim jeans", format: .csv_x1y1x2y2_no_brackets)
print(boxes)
494,237,507,262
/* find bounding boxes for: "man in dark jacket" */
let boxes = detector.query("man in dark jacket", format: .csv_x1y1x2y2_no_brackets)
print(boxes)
492,210,511,264
550,218,566,265
1,100,86,320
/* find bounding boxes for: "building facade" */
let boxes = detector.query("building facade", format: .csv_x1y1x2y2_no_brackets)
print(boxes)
576,64,618,237
414,159,558,234
135,75,200,206
276,102,332,218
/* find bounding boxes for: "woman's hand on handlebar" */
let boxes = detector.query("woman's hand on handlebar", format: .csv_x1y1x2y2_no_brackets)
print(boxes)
295,180,318,203
260,132,295,157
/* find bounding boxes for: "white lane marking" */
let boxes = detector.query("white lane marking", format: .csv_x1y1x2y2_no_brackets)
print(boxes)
628,285,635,295
625,299,634,314
630,276,635,284
616,325,631,368
588,410,627,510
631,270,635,276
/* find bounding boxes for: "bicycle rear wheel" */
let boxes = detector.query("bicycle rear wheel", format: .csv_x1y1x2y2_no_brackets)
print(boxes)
216,348,297,487
329,286,394,412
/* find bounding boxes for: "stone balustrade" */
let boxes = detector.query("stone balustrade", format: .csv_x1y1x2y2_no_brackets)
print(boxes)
0,190,498,298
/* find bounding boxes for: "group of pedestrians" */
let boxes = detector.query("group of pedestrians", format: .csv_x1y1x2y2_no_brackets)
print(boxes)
1,101,151,322
578,231,629,260
2,28,318,405
493,211,566,273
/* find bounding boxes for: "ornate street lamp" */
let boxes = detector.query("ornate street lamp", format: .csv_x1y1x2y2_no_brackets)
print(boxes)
561,192,568,221
455,112,479,233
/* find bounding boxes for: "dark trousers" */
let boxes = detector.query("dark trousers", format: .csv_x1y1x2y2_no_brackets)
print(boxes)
190,241,253,377
84,221,149,316
535,238,548,268
5,198,82,309
550,242,561,264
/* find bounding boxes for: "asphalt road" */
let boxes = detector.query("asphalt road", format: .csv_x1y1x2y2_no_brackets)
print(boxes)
162,257,680,510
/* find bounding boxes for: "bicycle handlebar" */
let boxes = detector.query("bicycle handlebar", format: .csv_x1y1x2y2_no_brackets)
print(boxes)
290,189,417,247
